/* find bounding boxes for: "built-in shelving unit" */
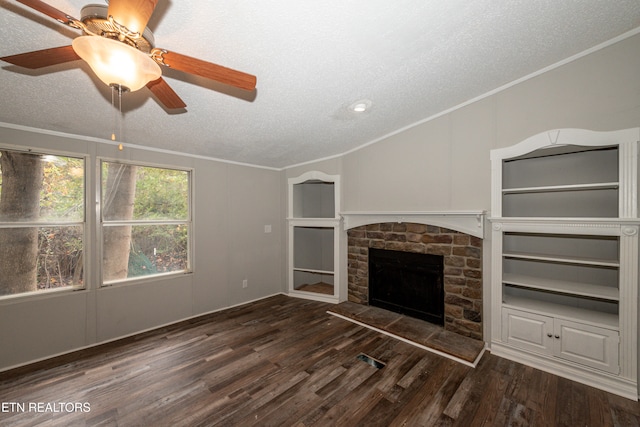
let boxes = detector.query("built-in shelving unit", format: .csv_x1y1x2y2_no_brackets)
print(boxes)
288,171,343,303
489,128,639,399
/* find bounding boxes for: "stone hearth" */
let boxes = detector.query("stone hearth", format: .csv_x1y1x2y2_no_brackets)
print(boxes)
347,222,483,340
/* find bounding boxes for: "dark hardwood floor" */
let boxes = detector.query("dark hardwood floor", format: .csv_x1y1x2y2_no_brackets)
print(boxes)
1,294,639,426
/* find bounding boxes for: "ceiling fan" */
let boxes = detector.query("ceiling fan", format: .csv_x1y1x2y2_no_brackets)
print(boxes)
0,0,257,110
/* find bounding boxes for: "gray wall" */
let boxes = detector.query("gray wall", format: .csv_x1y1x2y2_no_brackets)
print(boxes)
0,127,283,370
338,33,640,214
286,33,640,342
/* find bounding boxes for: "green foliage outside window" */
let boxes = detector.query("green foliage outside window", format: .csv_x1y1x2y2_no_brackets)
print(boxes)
0,152,84,295
0,151,191,296
101,161,190,283
133,166,189,220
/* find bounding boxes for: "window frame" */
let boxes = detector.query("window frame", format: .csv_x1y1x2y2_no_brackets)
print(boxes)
0,145,88,300
98,158,193,286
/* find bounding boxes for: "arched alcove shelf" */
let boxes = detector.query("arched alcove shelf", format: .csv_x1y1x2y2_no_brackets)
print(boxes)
288,171,344,303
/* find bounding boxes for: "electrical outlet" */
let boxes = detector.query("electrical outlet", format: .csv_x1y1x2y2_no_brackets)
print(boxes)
242,279,248,288
264,225,272,233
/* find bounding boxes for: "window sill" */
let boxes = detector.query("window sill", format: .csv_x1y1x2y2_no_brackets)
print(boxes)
0,286,87,305
101,270,193,289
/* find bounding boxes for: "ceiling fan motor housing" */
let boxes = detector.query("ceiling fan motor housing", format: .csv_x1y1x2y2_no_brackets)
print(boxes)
80,4,155,53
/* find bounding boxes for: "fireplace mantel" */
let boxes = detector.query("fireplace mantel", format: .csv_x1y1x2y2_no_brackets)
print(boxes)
340,211,486,238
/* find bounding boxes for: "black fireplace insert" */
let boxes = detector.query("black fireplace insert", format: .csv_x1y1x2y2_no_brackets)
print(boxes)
368,248,444,325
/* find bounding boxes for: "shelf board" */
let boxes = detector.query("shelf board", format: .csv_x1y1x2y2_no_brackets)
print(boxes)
503,251,620,268
288,217,340,221
502,273,619,301
489,217,637,224
502,182,618,195
293,267,334,275
502,295,619,330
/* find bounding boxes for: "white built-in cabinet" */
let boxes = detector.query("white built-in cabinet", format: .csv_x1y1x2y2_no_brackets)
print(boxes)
288,171,344,303
490,128,640,399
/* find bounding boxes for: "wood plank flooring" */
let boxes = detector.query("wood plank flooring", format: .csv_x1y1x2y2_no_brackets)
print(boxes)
1,294,639,426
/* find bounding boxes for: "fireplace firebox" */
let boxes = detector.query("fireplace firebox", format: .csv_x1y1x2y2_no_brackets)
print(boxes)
368,248,444,325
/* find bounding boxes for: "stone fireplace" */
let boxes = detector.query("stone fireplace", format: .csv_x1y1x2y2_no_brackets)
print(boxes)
347,221,483,340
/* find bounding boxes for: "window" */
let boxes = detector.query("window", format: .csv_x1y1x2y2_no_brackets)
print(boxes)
101,161,191,284
0,149,85,297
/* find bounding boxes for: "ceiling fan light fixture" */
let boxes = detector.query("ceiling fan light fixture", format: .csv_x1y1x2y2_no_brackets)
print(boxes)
72,36,161,92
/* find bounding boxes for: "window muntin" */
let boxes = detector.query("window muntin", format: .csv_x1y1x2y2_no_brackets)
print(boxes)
101,161,190,284
0,150,85,297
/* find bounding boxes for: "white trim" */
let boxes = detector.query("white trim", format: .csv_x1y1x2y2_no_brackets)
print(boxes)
341,210,485,238
0,287,88,305
288,290,341,304
287,171,341,219
489,128,639,161
0,122,281,171
490,344,638,400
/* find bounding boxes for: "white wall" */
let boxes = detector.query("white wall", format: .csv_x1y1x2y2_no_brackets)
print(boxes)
0,126,283,370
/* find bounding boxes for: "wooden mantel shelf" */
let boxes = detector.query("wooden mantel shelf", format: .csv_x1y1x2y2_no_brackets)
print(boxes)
340,211,486,238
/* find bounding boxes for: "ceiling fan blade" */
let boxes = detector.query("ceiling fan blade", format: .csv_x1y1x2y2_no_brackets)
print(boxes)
157,50,256,91
108,0,159,34
147,77,187,109
0,46,80,69
16,0,78,26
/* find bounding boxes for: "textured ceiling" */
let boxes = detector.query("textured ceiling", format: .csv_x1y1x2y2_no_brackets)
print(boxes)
1,1,640,169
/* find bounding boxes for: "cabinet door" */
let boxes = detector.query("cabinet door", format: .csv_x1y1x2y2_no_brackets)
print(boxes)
502,308,553,355
553,319,619,374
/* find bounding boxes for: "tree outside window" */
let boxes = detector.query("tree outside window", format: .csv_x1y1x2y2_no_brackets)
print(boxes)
101,161,190,284
0,150,84,296
0,151,191,297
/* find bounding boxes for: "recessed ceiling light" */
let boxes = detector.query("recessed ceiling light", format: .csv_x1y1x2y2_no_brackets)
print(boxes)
349,99,372,113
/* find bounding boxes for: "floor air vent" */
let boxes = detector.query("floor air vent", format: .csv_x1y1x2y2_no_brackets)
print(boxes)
357,353,386,369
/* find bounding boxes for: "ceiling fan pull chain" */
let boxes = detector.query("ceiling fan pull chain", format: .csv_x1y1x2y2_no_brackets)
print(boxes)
118,85,123,145
110,84,125,150
111,85,116,141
